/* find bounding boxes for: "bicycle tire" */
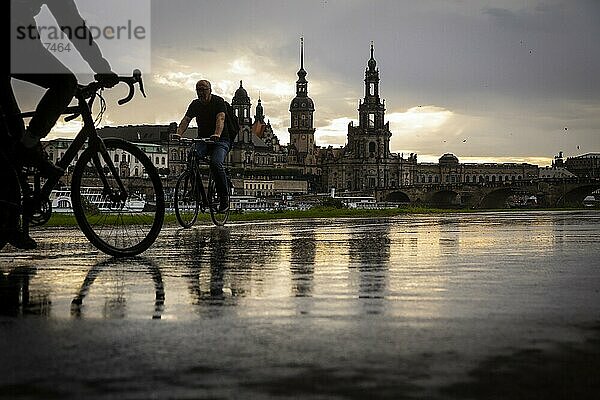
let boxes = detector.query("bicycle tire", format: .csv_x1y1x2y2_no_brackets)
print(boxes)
71,138,165,257
174,170,200,228
207,170,230,226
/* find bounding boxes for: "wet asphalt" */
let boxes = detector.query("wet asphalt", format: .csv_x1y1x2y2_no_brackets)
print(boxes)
1,211,599,399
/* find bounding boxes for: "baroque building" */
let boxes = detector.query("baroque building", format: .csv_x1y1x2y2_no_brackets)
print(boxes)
288,38,318,175
54,39,563,201
320,43,418,193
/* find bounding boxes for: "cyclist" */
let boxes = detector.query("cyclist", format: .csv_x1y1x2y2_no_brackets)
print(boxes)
176,80,232,213
1,0,119,249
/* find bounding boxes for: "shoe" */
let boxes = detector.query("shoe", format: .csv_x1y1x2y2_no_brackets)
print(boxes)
17,142,64,179
7,229,37,250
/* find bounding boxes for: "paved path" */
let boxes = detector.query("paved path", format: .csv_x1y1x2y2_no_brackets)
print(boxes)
1,212,599,399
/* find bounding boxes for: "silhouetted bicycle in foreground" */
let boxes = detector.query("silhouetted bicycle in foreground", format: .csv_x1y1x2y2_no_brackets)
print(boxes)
0,70,165,257
174,139,232,227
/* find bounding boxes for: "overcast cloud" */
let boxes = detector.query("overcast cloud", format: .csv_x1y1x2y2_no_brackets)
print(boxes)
16,0,599,164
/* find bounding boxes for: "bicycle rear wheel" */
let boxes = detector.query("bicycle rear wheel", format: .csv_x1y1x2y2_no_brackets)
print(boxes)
174,170,200,228
71,138,165,257
207,170,230,226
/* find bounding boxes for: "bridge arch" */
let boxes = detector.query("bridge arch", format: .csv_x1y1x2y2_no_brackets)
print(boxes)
385,191,411,203
477,188,516,209
555,184,600,207
429,190,462,207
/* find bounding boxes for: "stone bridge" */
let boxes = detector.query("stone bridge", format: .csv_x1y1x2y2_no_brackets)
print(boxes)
376,179,600,208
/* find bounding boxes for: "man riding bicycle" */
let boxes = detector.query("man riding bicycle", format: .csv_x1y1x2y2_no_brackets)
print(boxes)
1,0,119,249
176,80,232,213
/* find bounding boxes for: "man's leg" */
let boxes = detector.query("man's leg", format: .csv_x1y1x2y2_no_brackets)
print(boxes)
13,72,78,145
209,140,230,212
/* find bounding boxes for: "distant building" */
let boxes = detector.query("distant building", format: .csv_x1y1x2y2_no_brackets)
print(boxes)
320,43,418,193
539,152,577,179
414,153,538,185
53,40,592,200
565,153,600,178
43,138,169,177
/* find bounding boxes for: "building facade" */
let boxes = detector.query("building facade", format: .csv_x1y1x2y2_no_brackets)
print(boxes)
46,41,597,201
320,43,418,192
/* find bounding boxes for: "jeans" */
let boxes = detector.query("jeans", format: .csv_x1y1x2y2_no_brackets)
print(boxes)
195,138,230,201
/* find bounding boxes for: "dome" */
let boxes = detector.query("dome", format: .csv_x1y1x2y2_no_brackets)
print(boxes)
439,153,459,165
232,80,250,104
289,96,314,111
368,56,377,71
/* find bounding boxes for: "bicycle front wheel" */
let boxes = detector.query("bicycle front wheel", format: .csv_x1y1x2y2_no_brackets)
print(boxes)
71,138,165,257
174,170,200,228
207,171,230,226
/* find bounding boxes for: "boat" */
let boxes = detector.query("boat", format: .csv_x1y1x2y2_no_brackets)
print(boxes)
49,187,146,213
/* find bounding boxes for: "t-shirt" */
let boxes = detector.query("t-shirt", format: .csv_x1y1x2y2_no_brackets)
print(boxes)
184,95,229,140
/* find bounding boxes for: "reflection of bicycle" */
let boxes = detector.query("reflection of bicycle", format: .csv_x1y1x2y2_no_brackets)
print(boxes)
174,139,231,227
0,70,165,257
71,257,165,320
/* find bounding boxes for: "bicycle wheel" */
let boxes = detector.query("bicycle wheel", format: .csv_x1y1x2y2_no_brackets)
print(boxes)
207,170,230,226
71,138,165,257
174,170,200,228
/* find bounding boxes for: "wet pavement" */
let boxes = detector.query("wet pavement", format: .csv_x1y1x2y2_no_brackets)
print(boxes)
1,211,599,399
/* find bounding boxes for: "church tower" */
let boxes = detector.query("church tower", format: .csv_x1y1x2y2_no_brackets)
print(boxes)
288,37,316,172
231,80,252,144
349,42,391,160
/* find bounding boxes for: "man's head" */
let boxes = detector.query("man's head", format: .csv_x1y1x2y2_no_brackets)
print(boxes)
196,80,212,104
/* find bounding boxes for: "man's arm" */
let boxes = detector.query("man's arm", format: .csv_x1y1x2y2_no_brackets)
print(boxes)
177,116,192,136
48,0,112,73
212,112,225,139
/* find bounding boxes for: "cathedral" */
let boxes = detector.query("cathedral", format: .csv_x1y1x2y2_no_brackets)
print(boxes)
225,40,419,194
319,43,418,192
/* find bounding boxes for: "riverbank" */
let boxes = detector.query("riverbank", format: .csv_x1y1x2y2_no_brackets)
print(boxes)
41,206,594,227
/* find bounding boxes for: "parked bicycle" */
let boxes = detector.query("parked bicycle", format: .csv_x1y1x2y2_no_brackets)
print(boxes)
0,70,165,257
174,139,232,227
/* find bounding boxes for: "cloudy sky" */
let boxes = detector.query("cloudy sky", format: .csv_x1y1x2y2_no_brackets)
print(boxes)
16,0,600,164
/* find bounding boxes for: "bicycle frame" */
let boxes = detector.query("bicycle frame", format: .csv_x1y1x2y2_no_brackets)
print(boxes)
186,144,210,209
20,89,127,211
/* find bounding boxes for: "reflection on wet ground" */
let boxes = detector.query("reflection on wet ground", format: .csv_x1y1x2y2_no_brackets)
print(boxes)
1,211,599,399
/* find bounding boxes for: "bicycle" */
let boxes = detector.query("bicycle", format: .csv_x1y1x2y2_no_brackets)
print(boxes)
174,139,232,227
0,70,165,257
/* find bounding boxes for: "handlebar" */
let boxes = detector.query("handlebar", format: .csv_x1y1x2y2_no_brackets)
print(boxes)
65,69,146,122
117,69,146,105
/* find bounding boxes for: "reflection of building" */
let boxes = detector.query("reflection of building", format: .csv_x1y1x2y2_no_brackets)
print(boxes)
565,153,600,178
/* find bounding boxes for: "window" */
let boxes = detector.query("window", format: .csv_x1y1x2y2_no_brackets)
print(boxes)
368,113,375,128
369,142,376,153
114,154,119,163
369,83,375,95
161,157,166,165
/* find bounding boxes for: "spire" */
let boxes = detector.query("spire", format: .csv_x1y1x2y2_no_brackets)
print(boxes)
301,36,304,70
255,92,264,123
368,41,377,71
297,36,307,82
